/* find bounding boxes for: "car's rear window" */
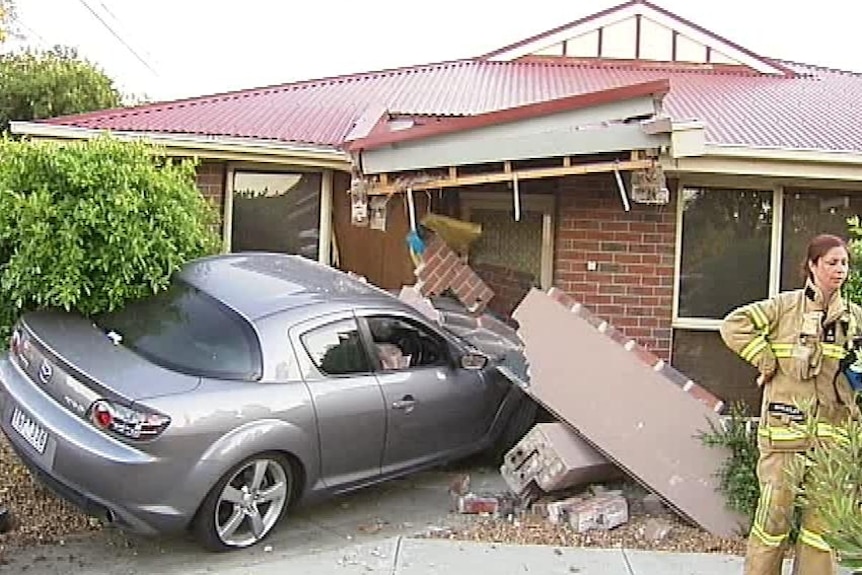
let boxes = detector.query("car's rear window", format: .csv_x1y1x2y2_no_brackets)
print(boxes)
94,280,263,380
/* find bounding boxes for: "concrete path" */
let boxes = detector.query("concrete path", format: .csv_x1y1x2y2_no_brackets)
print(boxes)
196,536,837,575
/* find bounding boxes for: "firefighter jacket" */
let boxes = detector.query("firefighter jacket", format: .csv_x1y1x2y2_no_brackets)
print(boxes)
720,279,862,451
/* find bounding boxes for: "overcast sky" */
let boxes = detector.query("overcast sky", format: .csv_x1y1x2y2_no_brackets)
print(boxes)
6,0,862,102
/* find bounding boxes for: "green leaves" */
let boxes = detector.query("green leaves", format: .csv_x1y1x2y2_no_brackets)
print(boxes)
0,46,121,133
0,136,220,338
699,402,760,520
789,416,862,570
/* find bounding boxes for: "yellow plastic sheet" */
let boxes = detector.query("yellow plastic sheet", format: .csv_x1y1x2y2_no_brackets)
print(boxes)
420,213,482,255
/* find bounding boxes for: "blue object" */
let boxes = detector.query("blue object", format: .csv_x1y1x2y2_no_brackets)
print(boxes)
406,230,426,255
845,364,862,393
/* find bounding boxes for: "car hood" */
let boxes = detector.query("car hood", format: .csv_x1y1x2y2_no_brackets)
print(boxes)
19,310,200,403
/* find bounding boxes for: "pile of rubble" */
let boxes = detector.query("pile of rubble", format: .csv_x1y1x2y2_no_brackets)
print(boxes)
433,419,748,555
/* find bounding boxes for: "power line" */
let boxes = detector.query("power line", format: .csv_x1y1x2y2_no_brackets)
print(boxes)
74,0,158,76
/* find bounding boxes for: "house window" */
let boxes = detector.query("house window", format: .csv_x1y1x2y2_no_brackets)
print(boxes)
780,189,862,291
231,171,321,259
672,185,862,409
676,187,773,321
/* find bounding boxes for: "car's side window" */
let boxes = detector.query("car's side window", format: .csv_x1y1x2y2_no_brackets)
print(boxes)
365,316,449,371
301,318,371,376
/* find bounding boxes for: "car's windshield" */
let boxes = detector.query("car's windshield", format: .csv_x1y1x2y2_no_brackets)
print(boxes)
93,280,263,380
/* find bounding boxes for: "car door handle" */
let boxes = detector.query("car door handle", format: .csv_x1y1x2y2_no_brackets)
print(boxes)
392,395,416,413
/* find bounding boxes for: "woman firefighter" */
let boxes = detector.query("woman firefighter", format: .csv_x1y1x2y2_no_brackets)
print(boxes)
720,233,862,575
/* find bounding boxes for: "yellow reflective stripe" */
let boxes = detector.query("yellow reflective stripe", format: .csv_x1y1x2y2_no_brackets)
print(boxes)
755,484,772,532
821,343,846,360
751,523,788,548
799,527,831,552
770,343,794,358
748,304,769,330
741,335,768,362
758,426,809,441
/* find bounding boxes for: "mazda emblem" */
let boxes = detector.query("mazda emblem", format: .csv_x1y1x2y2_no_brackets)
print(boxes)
38,360,53,384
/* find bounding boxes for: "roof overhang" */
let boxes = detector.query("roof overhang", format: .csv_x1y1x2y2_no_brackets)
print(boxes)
347,80,697,175
9,121,352,170
666,144,862,183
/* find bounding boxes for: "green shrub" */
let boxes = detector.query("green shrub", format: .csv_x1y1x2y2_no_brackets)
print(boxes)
0,135,220,338
699,402,760,523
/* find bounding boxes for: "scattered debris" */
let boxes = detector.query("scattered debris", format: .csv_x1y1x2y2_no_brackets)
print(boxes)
507,288,746,537
500,423,618,497
639,517,674,542
456,494,500,515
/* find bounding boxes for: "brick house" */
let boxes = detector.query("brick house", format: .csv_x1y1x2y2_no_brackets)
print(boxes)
12,0,862,411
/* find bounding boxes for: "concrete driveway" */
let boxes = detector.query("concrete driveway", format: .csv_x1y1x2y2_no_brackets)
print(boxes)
0,462,506,575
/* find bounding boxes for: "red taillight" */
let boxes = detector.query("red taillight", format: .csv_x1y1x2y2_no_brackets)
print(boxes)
89,399,170,441
92,401,114,429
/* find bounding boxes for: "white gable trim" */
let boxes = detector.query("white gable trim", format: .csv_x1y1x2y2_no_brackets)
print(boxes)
487,3,786,75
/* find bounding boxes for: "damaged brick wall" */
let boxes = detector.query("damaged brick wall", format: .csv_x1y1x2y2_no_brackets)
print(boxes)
415,233,495,313
473,262,536,318
554,175,675,360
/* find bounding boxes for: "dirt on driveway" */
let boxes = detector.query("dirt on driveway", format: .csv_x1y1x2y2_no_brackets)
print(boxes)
0,433,504,575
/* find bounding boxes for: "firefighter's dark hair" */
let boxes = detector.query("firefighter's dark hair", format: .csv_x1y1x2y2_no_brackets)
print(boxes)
803,233,850,282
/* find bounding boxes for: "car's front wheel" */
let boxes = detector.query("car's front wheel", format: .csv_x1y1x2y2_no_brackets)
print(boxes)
194,452,292,551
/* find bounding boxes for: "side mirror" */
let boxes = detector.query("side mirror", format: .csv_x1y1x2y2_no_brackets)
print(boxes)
460,352,488,371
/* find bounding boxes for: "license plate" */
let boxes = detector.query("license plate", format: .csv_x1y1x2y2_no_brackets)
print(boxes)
11,407,49,455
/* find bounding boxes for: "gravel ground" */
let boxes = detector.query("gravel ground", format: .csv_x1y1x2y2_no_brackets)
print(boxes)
0,431,748,564
0,434,102,562
430,513,747,555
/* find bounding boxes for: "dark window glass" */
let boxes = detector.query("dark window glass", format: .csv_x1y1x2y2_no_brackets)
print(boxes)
366,316,448,370
780,189,862,291
231,172,321,260
672,329,761,414
94,281,262,380
678,188,772,319
301,319,370,376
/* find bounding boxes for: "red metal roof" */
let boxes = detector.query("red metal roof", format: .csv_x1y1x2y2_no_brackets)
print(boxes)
42,58,862,153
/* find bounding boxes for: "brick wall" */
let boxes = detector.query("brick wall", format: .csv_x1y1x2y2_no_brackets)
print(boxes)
195,161,226,231
553,175,676,360
473,262,536,318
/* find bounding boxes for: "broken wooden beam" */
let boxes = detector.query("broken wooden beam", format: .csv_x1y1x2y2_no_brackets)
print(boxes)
366,158,655,196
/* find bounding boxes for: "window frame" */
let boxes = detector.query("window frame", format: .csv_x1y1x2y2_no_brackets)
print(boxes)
356,311,457,373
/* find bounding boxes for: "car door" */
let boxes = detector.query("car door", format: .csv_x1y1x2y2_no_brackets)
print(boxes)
290,314,386,488
357,312,496,475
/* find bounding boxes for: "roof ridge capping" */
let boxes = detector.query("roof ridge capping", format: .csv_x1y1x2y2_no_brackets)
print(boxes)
479,0,795,77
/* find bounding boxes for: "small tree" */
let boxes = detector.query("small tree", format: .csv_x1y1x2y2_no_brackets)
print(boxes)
0,46,122,132
789,416,862,572
0,136,220,338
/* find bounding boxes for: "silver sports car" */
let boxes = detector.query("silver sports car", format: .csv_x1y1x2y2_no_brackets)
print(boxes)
0,253,532,551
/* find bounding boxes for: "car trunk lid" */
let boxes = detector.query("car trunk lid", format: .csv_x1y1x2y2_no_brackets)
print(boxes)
14,310,200,417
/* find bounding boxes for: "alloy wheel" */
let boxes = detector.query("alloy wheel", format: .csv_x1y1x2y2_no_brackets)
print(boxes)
213,456,289,548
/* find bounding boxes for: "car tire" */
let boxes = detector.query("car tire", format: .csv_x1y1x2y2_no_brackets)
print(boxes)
490,396,538,464
193,452,293,552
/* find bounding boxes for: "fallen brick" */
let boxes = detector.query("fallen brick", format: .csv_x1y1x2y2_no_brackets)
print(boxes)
567,493,629,533
456,494,499,515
